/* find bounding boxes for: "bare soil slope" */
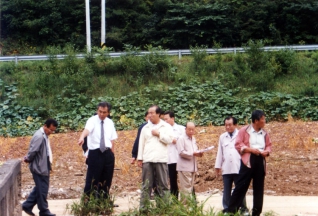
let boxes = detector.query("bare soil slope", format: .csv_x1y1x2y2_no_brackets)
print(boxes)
1,121,318,199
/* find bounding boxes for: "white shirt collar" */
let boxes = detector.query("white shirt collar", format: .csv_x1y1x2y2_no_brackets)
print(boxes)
251,125,263,134
227,128,238,137
40,127,48,138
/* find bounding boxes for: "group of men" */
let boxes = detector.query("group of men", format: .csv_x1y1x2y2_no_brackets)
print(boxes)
215,111,272,215
22,101,271,216
132,105,203,211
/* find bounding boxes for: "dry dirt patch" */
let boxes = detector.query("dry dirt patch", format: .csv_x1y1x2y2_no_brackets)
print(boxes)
1,121,318,199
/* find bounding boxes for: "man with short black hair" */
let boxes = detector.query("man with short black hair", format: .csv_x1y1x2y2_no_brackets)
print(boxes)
22,119,58,216
137,105,174,211
227,110,272,216
215,116,247,213
163,111,185,197
78,102,118,202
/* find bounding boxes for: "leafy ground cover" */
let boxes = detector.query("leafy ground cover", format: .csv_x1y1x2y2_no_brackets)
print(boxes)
1,120,317,202
1,79,318,137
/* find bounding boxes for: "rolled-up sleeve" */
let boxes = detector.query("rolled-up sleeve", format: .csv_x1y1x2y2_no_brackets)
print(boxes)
235,129,247,154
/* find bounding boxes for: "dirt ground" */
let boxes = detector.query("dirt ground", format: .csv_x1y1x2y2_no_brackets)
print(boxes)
1,120,318,200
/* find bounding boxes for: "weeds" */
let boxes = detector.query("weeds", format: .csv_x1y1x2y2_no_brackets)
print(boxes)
66,191,115,216
120,193,230,216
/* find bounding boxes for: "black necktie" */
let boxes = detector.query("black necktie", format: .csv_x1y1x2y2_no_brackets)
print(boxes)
100,121,106,152
229,133,233,138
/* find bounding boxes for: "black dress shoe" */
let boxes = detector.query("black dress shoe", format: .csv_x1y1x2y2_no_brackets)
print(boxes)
22,206,35,216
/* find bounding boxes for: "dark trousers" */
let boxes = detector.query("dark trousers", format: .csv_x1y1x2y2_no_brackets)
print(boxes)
228,154,265,216
84,148,115,198
22,172,50,214
222,174,247,211
168,163,179,197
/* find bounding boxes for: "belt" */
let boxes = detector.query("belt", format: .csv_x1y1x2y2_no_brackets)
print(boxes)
90,148,111,151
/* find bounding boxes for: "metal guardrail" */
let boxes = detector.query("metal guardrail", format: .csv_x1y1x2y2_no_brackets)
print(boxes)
1,45,318,64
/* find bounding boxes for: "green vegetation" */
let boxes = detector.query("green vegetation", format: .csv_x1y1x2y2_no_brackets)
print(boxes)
66,192,114,216
1,0,318,54
0,42,318,136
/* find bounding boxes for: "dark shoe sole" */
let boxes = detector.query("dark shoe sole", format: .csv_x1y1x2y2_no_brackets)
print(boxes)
22,207,35,216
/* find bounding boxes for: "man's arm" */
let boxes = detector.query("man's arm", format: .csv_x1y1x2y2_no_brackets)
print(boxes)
261,133,272,157
153,125,173,145
26,135,43,162
235,128,261,155
78,129,90,146
137,127,146,167
214,137,223,176
176,138,193,160
132,124,145,162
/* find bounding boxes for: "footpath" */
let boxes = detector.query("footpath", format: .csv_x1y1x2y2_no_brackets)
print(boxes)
21,194,318,216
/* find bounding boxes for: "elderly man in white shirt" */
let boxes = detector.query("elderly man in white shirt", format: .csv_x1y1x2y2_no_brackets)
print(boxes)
215,116,248,213
137,105,174,211
78,102,118,202
163,111,185,198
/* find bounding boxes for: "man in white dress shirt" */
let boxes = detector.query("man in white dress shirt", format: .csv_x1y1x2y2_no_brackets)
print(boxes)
215,116,247,213
163,111,185,198
78,102,118,201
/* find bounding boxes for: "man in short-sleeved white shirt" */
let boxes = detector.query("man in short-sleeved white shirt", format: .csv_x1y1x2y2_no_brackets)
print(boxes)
78,102,118,202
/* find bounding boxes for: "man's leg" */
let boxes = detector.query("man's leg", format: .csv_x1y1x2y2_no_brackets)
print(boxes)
30,172,50,214
227,161,252,213
233,174,248,212
222,174,234,211
100,150,115,198
22,186,37,213
140,163,154,210
179,171,195,203
154,163,169,198
168,163,178,197
251,155,265,216
84,149,104,196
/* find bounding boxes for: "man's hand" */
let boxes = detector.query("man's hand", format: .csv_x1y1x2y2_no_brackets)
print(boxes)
193,152,204,157
23,156,30,163
78,138,84,146
137,160,143,168
245,148,262,156
261,150,269,157
215,168,221,176
131,158,136,164
172,138,177,144
251,148,262,156
151,129,160,137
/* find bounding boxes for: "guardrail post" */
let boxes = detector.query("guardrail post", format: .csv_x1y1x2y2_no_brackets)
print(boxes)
178,50,182,59
15,56,18,65
234,48,236,55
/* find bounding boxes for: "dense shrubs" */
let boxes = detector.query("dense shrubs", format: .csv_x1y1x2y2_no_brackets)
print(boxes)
0,43,318,136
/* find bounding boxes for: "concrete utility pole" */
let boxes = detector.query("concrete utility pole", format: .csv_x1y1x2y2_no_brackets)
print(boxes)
85,0,91,53
101,0,106,47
